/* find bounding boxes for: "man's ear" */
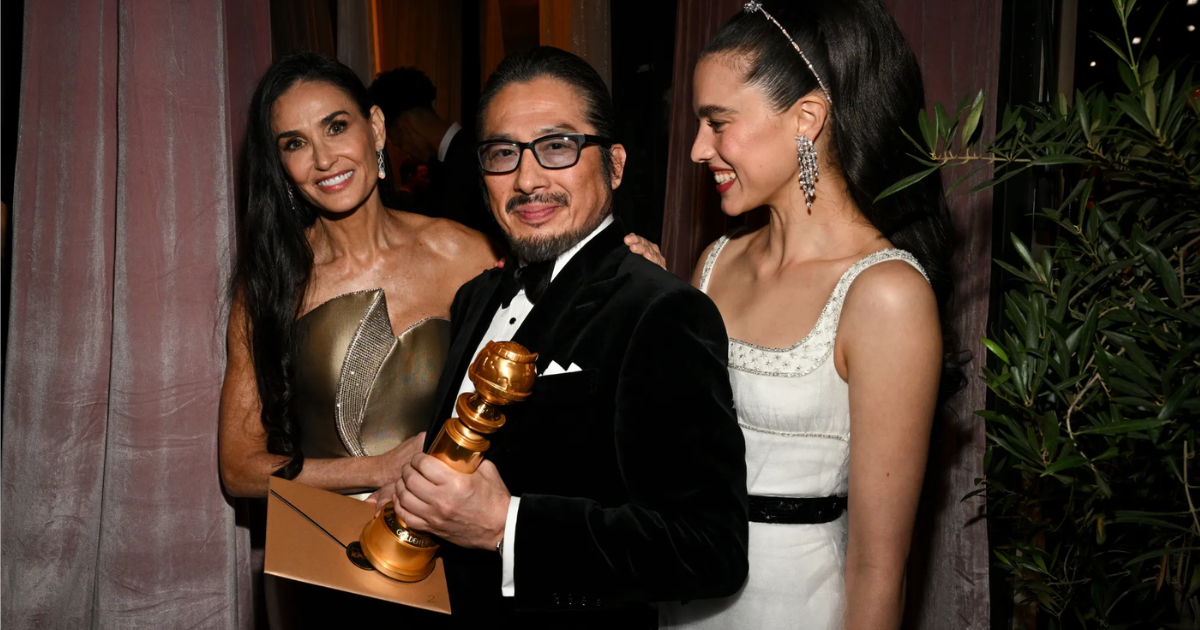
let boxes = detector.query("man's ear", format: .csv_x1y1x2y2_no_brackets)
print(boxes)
608,144,628,190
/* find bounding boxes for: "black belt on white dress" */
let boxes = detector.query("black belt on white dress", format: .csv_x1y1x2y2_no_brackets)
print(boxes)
748,495,847,524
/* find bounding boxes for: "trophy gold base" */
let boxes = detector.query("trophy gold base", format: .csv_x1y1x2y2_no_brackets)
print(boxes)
359,503,440,582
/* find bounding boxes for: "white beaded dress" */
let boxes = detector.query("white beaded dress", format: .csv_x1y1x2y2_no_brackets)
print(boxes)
661,235,928,630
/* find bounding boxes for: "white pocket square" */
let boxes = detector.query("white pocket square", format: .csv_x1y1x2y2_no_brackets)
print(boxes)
542,361,583,376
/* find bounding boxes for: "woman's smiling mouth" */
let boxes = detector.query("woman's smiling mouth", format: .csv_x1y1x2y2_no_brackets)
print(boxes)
316,170,355,192
713,170,737,193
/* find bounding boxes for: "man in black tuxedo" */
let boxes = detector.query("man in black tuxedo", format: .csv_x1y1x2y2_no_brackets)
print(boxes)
386,47,748,628
368,67,501,241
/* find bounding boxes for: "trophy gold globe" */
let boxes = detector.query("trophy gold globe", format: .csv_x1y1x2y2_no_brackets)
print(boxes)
359,341,538,581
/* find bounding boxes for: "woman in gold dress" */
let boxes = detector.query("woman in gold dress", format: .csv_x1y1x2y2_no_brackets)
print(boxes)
218,52,494,627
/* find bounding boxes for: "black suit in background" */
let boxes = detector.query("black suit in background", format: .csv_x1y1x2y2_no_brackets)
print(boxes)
424,219,749,629
427,127,504,243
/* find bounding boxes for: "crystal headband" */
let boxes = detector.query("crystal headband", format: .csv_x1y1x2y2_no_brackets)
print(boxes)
742,1,833,106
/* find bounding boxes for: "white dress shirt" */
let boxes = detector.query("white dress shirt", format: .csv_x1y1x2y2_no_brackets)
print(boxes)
437,122,462,163
454,214,614,597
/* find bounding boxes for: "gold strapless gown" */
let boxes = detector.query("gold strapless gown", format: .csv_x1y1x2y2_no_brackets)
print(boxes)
293,288,450,463
267,288,451,629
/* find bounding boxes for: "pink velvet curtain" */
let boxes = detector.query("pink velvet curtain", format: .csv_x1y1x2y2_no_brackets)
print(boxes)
660,2,1000,629
886,3,1001,629
1,1,270,627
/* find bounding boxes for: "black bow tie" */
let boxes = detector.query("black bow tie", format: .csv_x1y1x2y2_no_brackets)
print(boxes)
499,260,554,308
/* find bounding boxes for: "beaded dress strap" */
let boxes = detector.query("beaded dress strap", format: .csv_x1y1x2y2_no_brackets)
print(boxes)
698,235,733,294
726,248,928,378
822,249,929,335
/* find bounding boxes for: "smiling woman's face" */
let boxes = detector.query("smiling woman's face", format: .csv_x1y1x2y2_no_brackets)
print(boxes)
271,80,387,214
690,56,806,216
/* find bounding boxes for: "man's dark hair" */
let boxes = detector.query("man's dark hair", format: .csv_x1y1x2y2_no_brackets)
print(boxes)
477,46,616,181
368,66,437,122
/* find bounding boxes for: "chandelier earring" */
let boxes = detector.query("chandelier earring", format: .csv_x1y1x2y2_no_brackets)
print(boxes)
795,134,819,210
377,150,387,179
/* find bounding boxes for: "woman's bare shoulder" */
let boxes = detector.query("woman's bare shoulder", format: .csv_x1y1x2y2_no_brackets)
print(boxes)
405,214,497,270
840,258,939,339
690,227,761,287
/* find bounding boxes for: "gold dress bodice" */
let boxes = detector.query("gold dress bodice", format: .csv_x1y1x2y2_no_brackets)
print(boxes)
292,289,450,460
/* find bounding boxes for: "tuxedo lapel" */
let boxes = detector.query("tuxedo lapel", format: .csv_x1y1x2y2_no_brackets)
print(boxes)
513,219,628,372
430,271,506,429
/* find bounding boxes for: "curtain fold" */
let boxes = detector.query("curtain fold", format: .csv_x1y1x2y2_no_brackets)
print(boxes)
338,0,377,86
269,0,335,59
373,0,464,124
660,0,749,279
884,3,1001,629
1,2,118,625
2,1,270,627
659,2,999,628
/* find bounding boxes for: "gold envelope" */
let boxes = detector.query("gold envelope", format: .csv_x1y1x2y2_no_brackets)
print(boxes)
264,477,452,614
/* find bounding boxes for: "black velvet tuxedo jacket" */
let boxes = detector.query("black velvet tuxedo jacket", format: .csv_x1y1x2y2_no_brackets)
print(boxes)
423,219,749,628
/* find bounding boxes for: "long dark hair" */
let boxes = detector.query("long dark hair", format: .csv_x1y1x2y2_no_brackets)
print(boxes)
706,0,966,400
232,52,376,479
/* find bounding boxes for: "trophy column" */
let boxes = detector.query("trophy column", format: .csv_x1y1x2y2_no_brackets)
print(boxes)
359,341,537,581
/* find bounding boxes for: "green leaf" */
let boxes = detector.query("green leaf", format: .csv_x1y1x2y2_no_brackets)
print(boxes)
1123,547,1200,568
1041,455,1088,477
1093,31,1131,66
1117,59,1140,93
1030,154,1091,166
1114,95,1156,132
1144,83,1157,129
1158,374,1200,420
934,102,951,143
874,165,941,202
995,260,1036,284
917,109,936,153
966,165,1031,193
1158,71,1177,128
1075,418,1171,436
1077,90,1092,144
945,167,983,195
960,90,986,148
1103,331,1161,381
983,338,1010,365
1142,5,1167,59
1110,512,1193,534
1135,241,1184,306
1142,55,1159,88
1010,233,1039,278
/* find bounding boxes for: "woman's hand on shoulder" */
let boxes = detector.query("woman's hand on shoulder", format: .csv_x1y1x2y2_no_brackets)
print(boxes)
624,233,667,270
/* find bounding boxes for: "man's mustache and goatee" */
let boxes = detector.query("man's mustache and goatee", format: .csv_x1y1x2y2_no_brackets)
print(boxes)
498,191,613,263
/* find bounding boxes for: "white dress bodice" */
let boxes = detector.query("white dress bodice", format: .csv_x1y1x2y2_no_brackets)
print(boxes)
701,236,928,500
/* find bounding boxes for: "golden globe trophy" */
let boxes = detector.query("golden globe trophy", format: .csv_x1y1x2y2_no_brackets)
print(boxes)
359,340,538,582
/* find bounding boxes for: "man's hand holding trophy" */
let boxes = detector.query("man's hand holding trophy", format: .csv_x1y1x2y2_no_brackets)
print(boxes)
359,341,537,581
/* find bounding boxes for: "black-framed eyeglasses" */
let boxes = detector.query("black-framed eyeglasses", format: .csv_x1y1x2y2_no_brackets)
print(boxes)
477,133,614,174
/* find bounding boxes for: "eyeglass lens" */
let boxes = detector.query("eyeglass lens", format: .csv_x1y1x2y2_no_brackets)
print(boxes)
480,136,583,173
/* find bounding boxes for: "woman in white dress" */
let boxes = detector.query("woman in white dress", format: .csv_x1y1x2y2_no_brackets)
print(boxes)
630,1,965,628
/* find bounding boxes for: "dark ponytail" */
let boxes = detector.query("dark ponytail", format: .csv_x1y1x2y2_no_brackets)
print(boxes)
232,52,377,479
705,0,967,401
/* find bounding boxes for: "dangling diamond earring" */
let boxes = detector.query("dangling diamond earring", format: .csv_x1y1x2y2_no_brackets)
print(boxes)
287,186,298,212
795,134,818,210
377,150,386,179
